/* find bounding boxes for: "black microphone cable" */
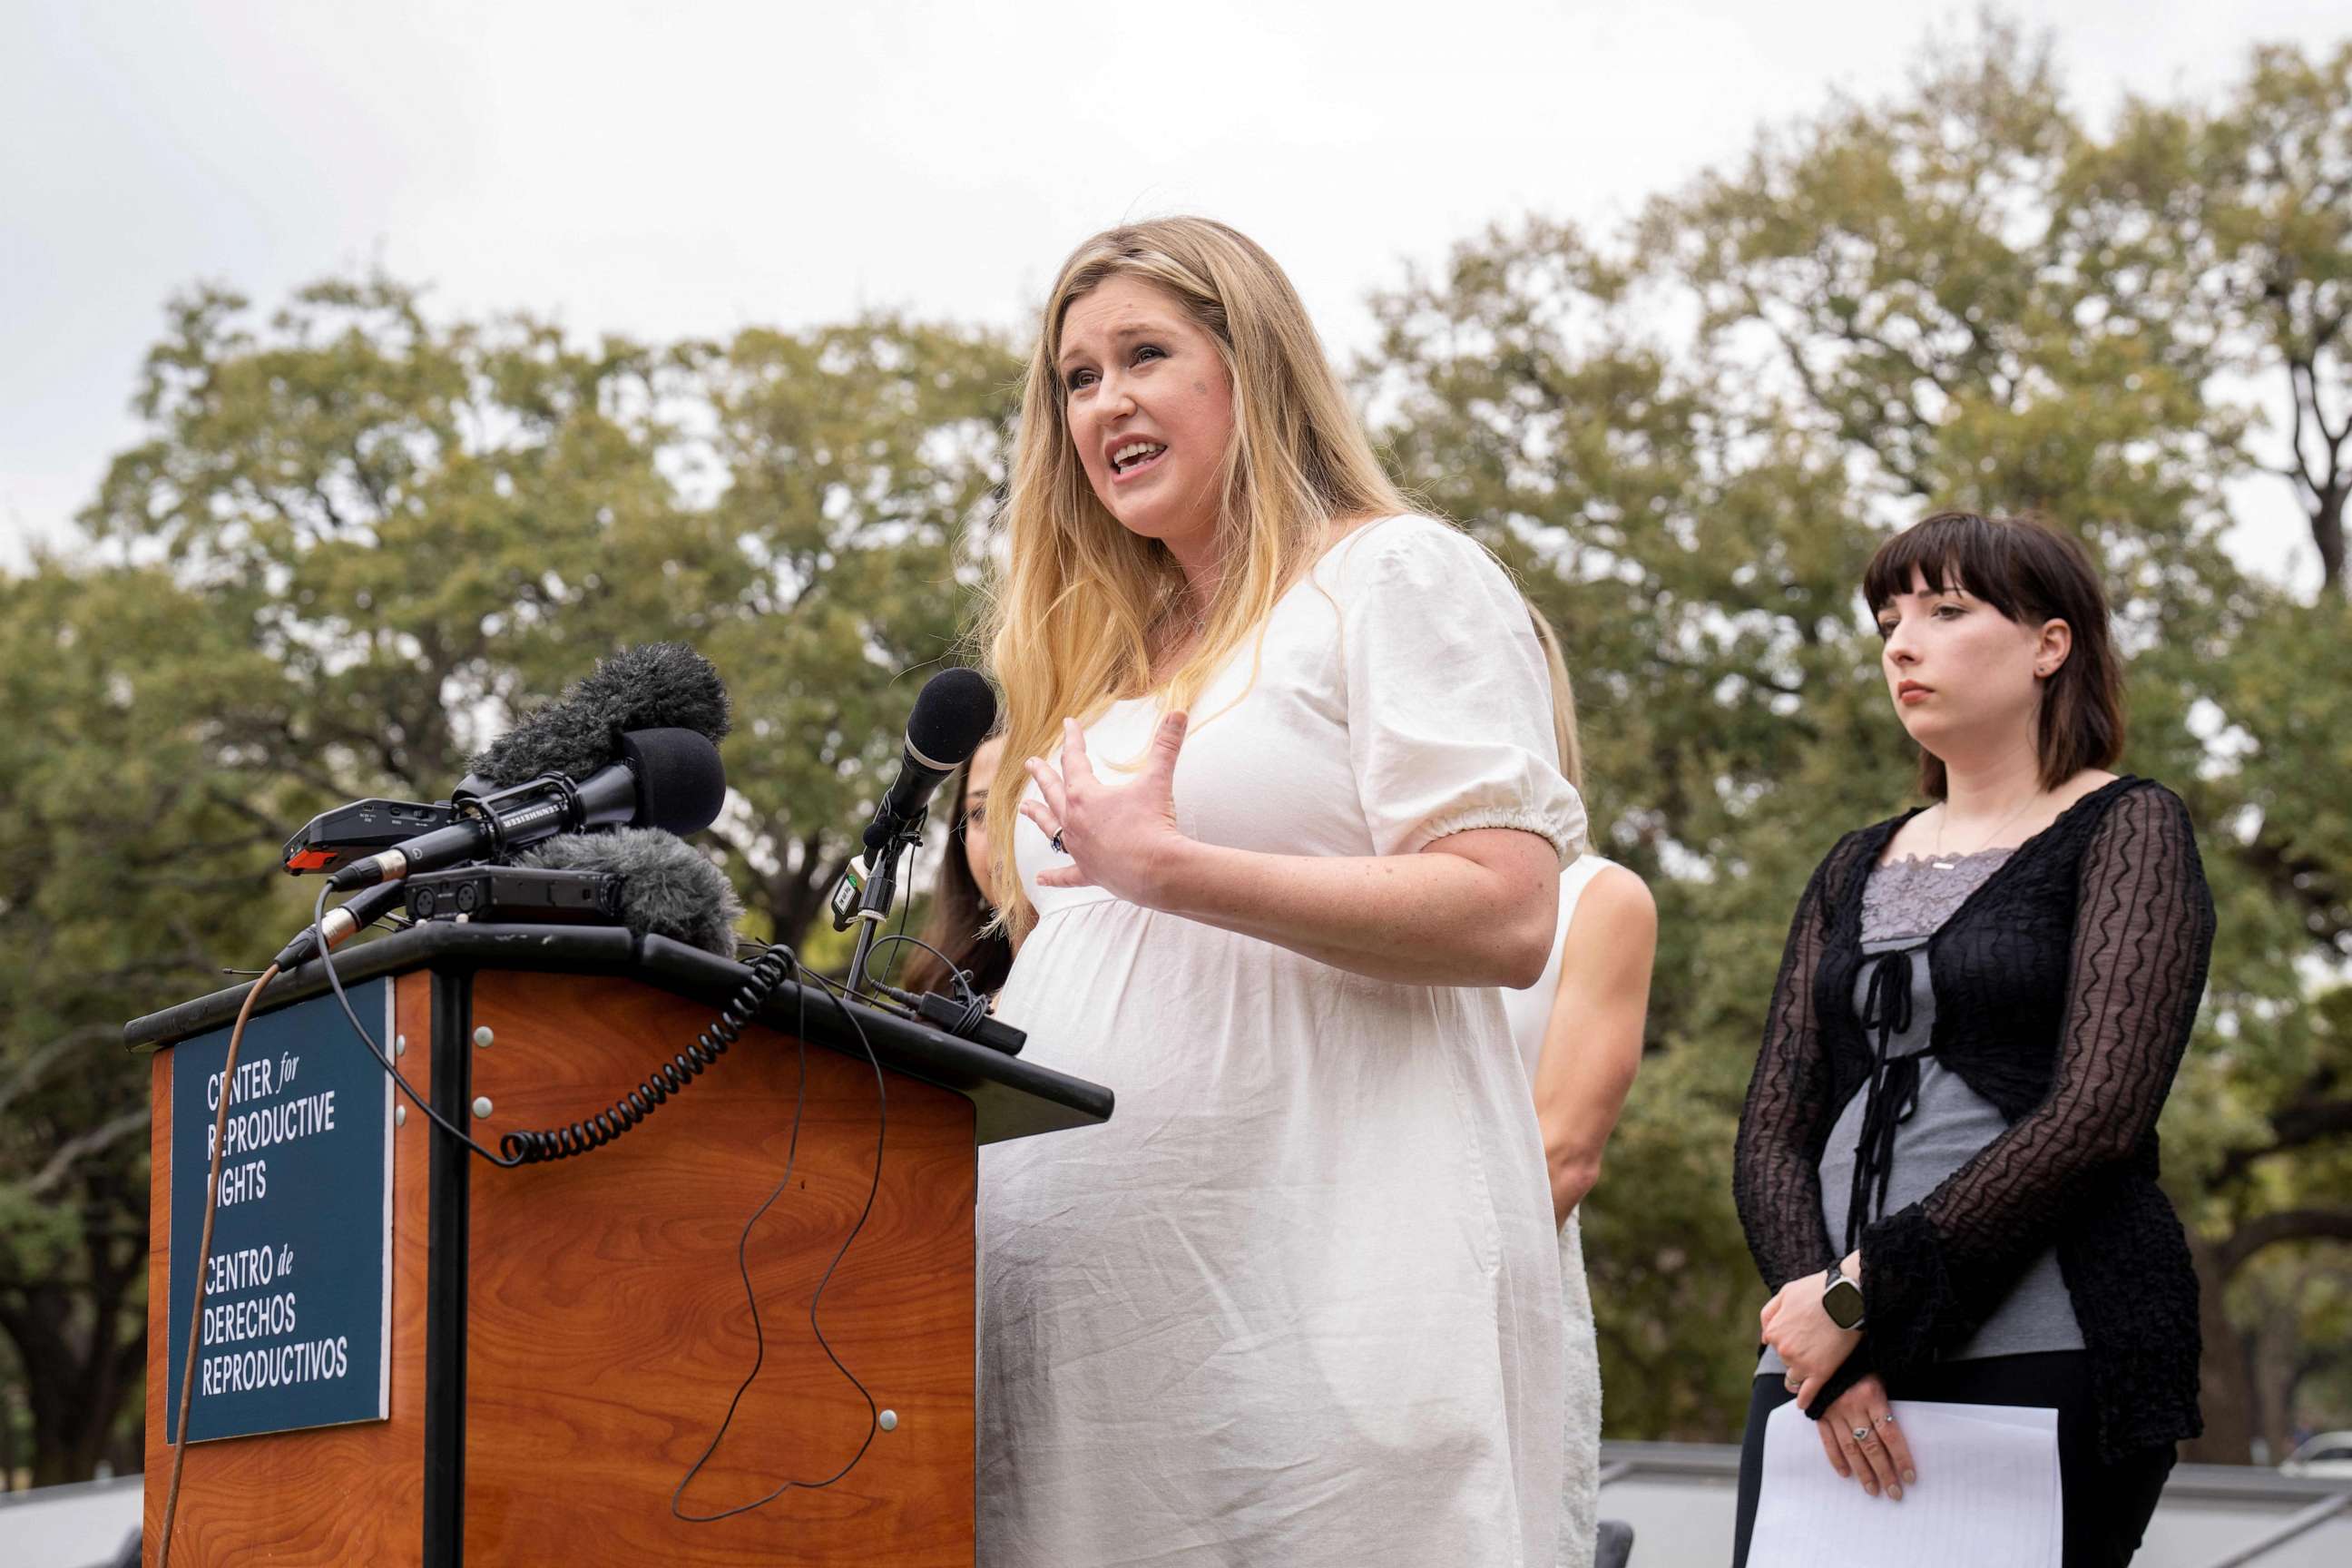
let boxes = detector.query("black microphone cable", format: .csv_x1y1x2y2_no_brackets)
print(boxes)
875,853,918,993
311,884,894,1514
864,932,995,1032
671,941,889,1522
311,879,530,1170
308,874,779,1174
305,882,893,1512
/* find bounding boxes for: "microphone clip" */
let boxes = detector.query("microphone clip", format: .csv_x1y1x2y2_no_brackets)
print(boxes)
838,808,928,997
465,769,588,858
828,808,927,934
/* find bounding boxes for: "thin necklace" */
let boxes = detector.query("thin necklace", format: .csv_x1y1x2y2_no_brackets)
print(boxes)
1931,790,2044,870
1152,599,1209,675
1186,579,1214,628
1170,593,1209,639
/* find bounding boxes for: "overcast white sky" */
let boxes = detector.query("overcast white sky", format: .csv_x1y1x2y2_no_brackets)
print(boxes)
5,1,2344,578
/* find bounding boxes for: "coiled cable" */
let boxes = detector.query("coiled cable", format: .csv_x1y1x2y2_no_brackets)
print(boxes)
499,945,796,1164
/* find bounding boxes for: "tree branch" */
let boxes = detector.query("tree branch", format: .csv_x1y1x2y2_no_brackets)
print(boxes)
2284,356,2324,500
2220,1207,2352,1278
345,440,391,519
2230,831,2350,948
2210,1093,2352,1187
19,1109,150,1200
0,1024,121,1120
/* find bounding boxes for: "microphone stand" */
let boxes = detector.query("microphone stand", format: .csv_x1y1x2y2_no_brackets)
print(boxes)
845,808,926,998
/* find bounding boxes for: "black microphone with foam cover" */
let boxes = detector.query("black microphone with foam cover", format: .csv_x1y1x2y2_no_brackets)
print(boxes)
459,642,732,798
328,728,727,891
865,668,997,853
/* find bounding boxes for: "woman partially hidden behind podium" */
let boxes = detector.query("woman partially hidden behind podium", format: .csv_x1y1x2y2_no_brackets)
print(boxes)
973,217,1586,1566
1732,511,2216,1567
898,731,1012,1000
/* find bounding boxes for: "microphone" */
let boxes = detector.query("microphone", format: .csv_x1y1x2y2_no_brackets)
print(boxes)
833,671,996,991
327,728,726,892
460,642,732,797
864,668,997,853
511,828,745,957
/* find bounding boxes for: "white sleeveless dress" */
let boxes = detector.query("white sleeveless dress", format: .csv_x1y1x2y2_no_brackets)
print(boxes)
1498,854,1617,1567
977,515,1588,1567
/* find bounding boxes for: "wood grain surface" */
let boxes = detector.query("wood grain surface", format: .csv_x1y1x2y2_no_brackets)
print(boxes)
461,970,978,1567
142,970,435,1565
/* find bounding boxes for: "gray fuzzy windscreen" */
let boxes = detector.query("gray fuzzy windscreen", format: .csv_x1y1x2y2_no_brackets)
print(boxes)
468,643,732,789
511,828,744,957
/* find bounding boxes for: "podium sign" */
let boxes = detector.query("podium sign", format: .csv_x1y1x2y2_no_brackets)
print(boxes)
165,979,395,1442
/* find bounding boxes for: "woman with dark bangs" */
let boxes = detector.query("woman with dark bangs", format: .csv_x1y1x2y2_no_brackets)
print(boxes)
1730,511,2215,1566
899,731,1014,1000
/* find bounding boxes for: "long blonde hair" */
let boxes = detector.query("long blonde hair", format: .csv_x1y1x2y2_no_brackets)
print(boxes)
1526,601,1584,796
982,217,1409,936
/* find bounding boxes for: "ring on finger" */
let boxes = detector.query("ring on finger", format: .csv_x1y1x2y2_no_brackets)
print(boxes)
1049,829,1066,855
1853,1426,1874,1443
1871,1414,1894,1428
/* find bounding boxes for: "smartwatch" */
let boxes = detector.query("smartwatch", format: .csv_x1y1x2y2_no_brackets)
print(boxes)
1822,1265,1866,1330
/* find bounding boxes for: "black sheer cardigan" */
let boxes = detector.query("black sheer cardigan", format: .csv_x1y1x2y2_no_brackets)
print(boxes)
1732,777,2216,1460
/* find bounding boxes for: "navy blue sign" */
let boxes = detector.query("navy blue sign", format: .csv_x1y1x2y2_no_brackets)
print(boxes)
166,979,394,1442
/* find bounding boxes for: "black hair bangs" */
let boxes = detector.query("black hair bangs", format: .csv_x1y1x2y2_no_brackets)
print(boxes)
1861,509,2034,621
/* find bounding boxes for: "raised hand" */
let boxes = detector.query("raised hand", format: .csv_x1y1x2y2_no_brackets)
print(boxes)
1020,711,1192,905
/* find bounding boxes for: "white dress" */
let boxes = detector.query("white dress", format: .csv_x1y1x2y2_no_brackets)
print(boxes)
978,514,1589,1568
1498,855,1618,1568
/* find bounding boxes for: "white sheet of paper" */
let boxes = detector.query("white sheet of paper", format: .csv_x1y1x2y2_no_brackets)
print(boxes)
1745,1398,2062,1568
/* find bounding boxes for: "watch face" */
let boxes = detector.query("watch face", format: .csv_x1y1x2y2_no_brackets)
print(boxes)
1824,1277,1865,1329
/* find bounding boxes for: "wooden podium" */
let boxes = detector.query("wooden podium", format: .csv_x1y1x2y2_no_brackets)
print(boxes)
124,924,1112,1567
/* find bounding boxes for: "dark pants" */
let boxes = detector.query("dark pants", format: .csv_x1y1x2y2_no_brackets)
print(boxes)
1731,1351,2175,1568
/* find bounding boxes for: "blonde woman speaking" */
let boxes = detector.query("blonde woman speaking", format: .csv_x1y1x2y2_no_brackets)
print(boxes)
976,218,1586,1567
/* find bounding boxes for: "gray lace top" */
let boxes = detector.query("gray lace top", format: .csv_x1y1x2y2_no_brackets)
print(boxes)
1758,846,2083,1377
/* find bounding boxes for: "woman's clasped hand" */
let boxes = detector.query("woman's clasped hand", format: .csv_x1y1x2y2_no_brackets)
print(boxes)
1759,1267,1859,1402
1815,1376,1916,1501
1760,1276,1918,1501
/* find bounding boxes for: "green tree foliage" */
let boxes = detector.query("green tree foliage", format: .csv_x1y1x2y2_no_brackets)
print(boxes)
77,277,1023,939
1367,21,2351,1454
0,564,289,1483
2,281,1019,1483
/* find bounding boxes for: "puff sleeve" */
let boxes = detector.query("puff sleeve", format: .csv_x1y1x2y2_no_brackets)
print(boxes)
1335,517,1586,865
